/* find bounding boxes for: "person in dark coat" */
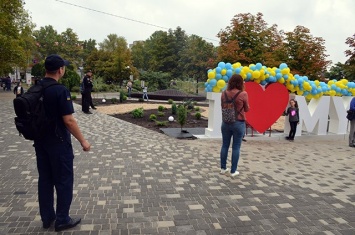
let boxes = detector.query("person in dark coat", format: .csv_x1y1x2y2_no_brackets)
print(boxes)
13,82,24,97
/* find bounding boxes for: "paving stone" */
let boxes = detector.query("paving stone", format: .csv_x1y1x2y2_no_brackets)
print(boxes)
0,94,355,234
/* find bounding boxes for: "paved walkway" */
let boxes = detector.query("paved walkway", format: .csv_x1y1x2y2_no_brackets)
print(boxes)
0,91,354,235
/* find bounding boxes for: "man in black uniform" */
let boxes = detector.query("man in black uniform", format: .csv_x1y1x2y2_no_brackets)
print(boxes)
35,54,91,232
81,70,95,114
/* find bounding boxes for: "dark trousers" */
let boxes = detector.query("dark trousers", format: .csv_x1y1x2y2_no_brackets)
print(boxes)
288,121,298,140
34,141,74,224
82,91,92,112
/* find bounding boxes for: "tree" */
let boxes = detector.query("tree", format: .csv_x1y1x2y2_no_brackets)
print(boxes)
217,12,284,66
283,26,331,80
179,35,216,91
344,34,355,80
87,35,133,85
327,62,346,80
131,41,149,72
33,25,61,60
0,0,35,75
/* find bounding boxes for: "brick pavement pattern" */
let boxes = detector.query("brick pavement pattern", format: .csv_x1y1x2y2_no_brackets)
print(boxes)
0,91,354,235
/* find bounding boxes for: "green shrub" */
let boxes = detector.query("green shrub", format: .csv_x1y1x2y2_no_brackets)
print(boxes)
155,121,167,126
195,112,201,120
158,105,165,112
111,97,118,104
71,95,77,100
168,99,174,104
195,106,200,112
131,108,144,118
177,105,187,132
157,111,165,117
149,114,157,121
138,98,144,102
193,101,198,106
183,99,194,110
71,86,80,92
172,103,177,115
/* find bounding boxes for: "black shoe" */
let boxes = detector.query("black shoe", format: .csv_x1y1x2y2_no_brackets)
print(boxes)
55,217,81,232
242,138,247,142
83,111,93,114
285,136,290,140
43,219,55,229
91,107,97,110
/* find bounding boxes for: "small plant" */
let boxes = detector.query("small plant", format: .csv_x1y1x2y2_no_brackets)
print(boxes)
172,103,177,115
195,112,202,120
138,98,144,102
168,99,174,104
155,120,167,126
119,90,126,103
71,95,77,100
183,99,194,110
157,111,165,117
194,106,200,112
123,95,127,101
193,101,198,106
177,105,187,132
158,105,165,112
149,114,157,121
131,107,144,118
111,97,118,104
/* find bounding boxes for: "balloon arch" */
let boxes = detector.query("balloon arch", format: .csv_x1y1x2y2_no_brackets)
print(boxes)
205,62,354,99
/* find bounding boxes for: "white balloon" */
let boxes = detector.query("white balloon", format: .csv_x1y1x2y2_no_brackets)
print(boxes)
102,98,106,103
168,116,174,122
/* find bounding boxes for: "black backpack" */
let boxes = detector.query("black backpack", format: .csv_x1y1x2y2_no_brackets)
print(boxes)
13,80,61,140
221,90,242,123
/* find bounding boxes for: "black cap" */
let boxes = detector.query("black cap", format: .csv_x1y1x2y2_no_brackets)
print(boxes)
45,54,70,71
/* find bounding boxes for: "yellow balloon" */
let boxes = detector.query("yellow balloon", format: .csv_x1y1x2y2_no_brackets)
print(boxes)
212,86,221,92
208,71,215,79
252,71,260,79
281,68,290,75
298,90,304,95
278,78,285,84
217,79,226,89
221,69,227,75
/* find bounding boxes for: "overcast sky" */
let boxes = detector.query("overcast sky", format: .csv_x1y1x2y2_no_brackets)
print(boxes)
24,0,355,67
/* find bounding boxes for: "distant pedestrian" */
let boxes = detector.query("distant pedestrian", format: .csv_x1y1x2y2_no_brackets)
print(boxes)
142,85,148,101
348,97,355,147
285,99,299,141
82,70,95,114
13,82,24,97
220,74,249,177
127,80,132,98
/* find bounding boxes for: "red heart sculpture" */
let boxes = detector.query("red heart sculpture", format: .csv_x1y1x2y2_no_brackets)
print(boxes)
245,82,289,133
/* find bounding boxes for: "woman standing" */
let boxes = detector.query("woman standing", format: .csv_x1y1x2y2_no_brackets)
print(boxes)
220,74,249,177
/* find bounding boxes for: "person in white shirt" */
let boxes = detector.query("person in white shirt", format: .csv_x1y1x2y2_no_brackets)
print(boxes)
142,86,148,101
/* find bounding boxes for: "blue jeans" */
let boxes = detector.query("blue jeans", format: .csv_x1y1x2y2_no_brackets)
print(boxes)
220,121,245,173
143,92,148,100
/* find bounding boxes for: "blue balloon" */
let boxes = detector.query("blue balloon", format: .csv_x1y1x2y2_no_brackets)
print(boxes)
250,65,256,70
260,80,267,85
216,67,222,74
235,68,241,74
216,74,222,80
247,72,252,79
209,79,217,87
283,74,289,80
279,63,288,69
223,75,229,81
276,73,282,79
255,63,262,70
225,63,232,70
218,62,226,69
226,69,233,77
276,69,281,74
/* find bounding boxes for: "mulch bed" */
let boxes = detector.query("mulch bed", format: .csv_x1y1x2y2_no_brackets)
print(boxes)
73,99,209,134
110,107,208,133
